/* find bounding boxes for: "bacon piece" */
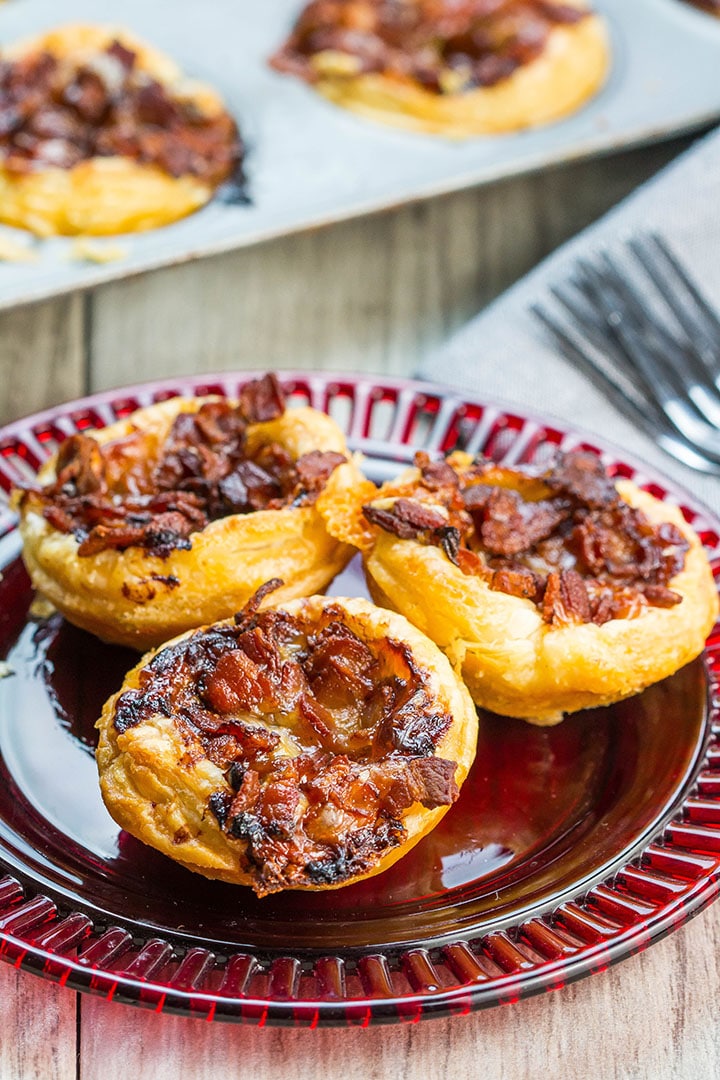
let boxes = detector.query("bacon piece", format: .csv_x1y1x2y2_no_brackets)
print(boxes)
43,504,78,534
589,590,613,625
572,503,689,588
259,779,300,839
362,497,447,541
407,757,459,808
55,433,105,495
657,522,690,580
536,1,586,23
491,566,542,602
193,401,247,448
456,546,486,577
106,40,137,71
295,450,346,491
203,647,278,714
77,522,148,556
415,451,459,492
642,584,682,608
477,488,570,556
297,692,335,742
81,509,195,559
204,735,244,769
216,460,279,512
546,451,617,508
363,503,417,539
229,769,261,818
393,498,447,531
542,569,591,625
305,622,376,709
238,374,285,423
462,484,493,511
135,81,180,127
233,579,284,632
236,624,284,680
62,69,110,123
384,756,458,814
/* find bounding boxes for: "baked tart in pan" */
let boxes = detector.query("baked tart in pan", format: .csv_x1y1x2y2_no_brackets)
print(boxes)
0,24,243,236
96,588,479,895
271,0,610,137
14,375,372,650
351,450,718,725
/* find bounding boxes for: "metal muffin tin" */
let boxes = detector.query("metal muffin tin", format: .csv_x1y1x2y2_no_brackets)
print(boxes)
0,0,718,310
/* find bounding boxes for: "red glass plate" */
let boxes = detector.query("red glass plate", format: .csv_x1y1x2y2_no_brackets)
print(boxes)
0,371,719,1027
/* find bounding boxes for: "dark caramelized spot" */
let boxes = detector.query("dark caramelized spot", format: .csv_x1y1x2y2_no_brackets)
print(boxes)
363,450,690,626
225,761,247,791
111,588,459,896
271,0,591,94
208,790,232,828
0,41,243,188
113,688,172,733
19,377,347,559
304,818,405,885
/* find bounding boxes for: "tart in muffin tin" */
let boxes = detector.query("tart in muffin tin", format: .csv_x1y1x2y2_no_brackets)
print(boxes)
0,24,244,236
270,0,610,137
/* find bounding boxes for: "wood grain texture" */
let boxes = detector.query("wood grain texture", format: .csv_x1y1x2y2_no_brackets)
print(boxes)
86,137,691,396
75,902,720,1080
0,295,85,427
0,963,77,1080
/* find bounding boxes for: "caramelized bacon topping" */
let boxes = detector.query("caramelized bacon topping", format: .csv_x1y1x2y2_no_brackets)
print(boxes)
271,0,591,94
362,450,690,626
112,591,459,896
20,376,347,558
0,40,243,191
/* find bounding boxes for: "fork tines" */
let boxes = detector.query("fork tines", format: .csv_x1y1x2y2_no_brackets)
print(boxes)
533,233,720,476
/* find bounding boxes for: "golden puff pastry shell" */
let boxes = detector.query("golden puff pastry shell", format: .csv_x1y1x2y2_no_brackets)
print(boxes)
363,481,719,724
17,397,372,650
96,595,479,893
0,24,234,236
303,3,609,138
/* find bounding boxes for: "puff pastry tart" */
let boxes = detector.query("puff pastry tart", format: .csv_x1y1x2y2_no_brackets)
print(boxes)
354,450,719,724
0,24,243,236
96,588,478,895
15,375,371,650
270,0,609,137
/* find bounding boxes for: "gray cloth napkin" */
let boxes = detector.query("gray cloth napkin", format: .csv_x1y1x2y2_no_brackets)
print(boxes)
418,126,720,518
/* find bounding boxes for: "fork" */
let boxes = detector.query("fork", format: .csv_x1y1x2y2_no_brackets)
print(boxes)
532,233,720,476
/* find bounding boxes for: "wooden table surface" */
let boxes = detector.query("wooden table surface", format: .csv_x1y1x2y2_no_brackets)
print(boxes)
1,133,717,1080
